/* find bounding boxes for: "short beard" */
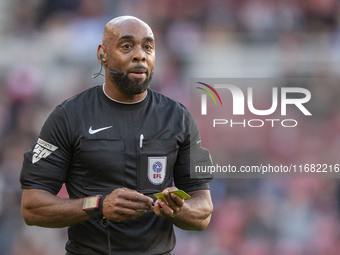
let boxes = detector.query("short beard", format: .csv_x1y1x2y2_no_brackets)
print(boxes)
109,69,153,95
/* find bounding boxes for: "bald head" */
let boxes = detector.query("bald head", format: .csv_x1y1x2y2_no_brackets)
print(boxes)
102,16,154,48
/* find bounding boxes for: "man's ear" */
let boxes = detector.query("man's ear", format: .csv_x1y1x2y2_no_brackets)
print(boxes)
97,45,106,65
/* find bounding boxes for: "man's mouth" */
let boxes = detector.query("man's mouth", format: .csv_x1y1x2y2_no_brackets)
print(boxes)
128,68,147,79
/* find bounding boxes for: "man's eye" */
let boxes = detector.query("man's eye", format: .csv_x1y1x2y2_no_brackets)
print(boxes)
122,44,132,49
144,45,153,50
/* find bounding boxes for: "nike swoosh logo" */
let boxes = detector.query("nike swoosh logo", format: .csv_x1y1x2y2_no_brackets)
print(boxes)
89,126,112,134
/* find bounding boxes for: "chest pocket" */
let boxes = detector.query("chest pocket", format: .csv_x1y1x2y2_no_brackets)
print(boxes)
77,139,125,192
137,139,179,194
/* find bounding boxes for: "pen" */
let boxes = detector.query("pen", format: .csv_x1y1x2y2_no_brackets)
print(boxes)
140,134,144,148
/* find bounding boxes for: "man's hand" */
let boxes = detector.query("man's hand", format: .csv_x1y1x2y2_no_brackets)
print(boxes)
103,188,153,222
153,187,185,218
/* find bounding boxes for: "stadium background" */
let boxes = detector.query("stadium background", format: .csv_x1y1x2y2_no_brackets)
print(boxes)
1,0,340,254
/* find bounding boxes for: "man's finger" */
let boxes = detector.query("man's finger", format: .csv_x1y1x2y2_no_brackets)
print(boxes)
158,198,173,216
170,193,185,207
119,189,153,204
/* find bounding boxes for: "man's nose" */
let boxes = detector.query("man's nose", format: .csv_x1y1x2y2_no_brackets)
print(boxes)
132,45,146,62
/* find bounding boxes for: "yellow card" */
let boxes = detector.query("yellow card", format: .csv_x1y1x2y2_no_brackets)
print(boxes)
153,190,191,200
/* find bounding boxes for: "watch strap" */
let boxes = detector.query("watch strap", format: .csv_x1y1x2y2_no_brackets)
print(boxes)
83,195,105,222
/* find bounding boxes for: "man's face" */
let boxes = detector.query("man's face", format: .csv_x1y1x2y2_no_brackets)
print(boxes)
105,19,155,95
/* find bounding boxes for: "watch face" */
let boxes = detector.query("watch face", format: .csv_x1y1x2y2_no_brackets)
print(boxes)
83,196,100,210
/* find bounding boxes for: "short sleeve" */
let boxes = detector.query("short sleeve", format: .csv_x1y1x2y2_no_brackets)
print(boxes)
173,109,213,192
20,105,73,195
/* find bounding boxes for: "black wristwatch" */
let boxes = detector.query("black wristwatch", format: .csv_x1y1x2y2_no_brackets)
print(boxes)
83,195,104,221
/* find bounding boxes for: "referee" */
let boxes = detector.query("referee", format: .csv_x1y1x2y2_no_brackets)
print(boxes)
20,16,213,255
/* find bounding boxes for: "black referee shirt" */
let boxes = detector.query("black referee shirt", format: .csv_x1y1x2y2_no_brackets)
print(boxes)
20,85,212,255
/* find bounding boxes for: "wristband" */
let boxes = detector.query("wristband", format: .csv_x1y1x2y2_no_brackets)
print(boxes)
171,207,181,218
83,195,105,222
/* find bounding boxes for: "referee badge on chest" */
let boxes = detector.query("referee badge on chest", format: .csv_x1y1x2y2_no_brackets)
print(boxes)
148,157,167,185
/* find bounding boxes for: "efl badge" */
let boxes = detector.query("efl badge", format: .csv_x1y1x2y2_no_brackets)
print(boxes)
148,157,167,185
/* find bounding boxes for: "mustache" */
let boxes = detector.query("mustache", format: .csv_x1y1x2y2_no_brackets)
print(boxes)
127,65,148,73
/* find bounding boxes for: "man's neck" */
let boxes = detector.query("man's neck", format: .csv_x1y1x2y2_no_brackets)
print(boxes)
103,83,147,103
